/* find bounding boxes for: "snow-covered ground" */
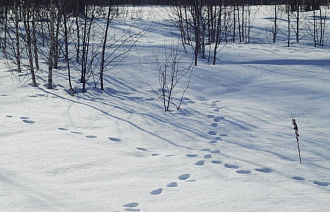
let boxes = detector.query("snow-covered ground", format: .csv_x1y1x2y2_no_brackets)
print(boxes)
1,6,329,212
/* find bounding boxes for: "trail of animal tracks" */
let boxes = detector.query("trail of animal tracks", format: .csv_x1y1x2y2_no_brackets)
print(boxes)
1,6,329,212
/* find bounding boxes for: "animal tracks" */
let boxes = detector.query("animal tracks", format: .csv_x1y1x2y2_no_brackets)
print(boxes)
255,167,273,173
186,154,198,158
178,174,191,180
292,176,305,181
167,182,178,187
109,137,121,142
195,160,205,165
292,176,329,187
313,181,330,187
224,163,240,169
150,173,192,196
5,115,36,124
236,170,251,174
136,147,147,152
150,188,163,195
211,160,222,164
123,202,140,211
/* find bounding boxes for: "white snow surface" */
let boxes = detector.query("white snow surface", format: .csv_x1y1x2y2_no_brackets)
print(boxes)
1,6,329,212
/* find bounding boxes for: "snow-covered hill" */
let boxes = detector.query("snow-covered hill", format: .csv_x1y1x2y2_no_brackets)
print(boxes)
1,6,329,212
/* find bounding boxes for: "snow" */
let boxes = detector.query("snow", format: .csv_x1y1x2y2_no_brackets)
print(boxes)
1,5,329,212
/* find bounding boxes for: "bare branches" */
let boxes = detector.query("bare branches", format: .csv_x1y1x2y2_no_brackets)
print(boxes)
291,116,302,163
154,42,193,112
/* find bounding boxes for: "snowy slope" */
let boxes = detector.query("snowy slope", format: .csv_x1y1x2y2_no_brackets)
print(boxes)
1,6,329,212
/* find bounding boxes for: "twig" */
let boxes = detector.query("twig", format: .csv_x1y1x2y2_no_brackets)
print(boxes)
291,116,302,163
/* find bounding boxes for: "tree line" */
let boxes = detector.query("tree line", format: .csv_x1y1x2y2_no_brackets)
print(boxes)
0,0,144,94
165,0,329,66
0,0,329,95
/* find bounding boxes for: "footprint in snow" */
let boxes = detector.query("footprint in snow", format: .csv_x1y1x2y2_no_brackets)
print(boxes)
125,208,140,211
214,117,225,122
86,135,97,138
20,116,35,124
123,202,140,211
152,153,160,156
167,182,178,187
224,163,240,169
210,140,218,144
313,181,329,187
202,148,211,152
123,202,139,208
58,127,68,131
178,174,190,180
136,147,147,152
292,176,305,181
125,208,141,212
211,123,218,127
195,160,205,165
186,154,198,158
255,167,273,173
208,131,217,135
204,154,212,159
207,115,216,119
236,170,251,174
150,188,163,195
22,120,35,124
109,137,121,142
71,131,83,135
210,150,220,154
211,160,222,165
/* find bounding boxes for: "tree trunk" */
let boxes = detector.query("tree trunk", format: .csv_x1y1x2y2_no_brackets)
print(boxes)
48,0,56,89
14,0,21,72
100,2,113,90
287,2,290,47
31,0,39,72
23,3,37,87
61,0,74,94
273,1,277,43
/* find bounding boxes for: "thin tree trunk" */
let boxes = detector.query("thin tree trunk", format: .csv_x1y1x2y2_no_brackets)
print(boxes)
213,1,222,65
296,2,299,43
287,2,290,47
273,1,277,43
48,0,56,89
54,13,61,69
100,2,113,90
313,9,316,47
233,2,236,43
23,3,37,87
194,0,200,66
14,0,21,72
31,0,39,72
76,3,80,62
61,0,74,94
4,3,8,49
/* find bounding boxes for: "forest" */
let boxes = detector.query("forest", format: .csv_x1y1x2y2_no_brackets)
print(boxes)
0,0,329,94
0,2,329,210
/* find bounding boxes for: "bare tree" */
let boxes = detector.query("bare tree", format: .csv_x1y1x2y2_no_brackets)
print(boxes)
14,0,21,72
22,0,37,87
48,0,56,89
154,43,193,112
60,0,74,94
100,1,114,90
31,0,39,72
